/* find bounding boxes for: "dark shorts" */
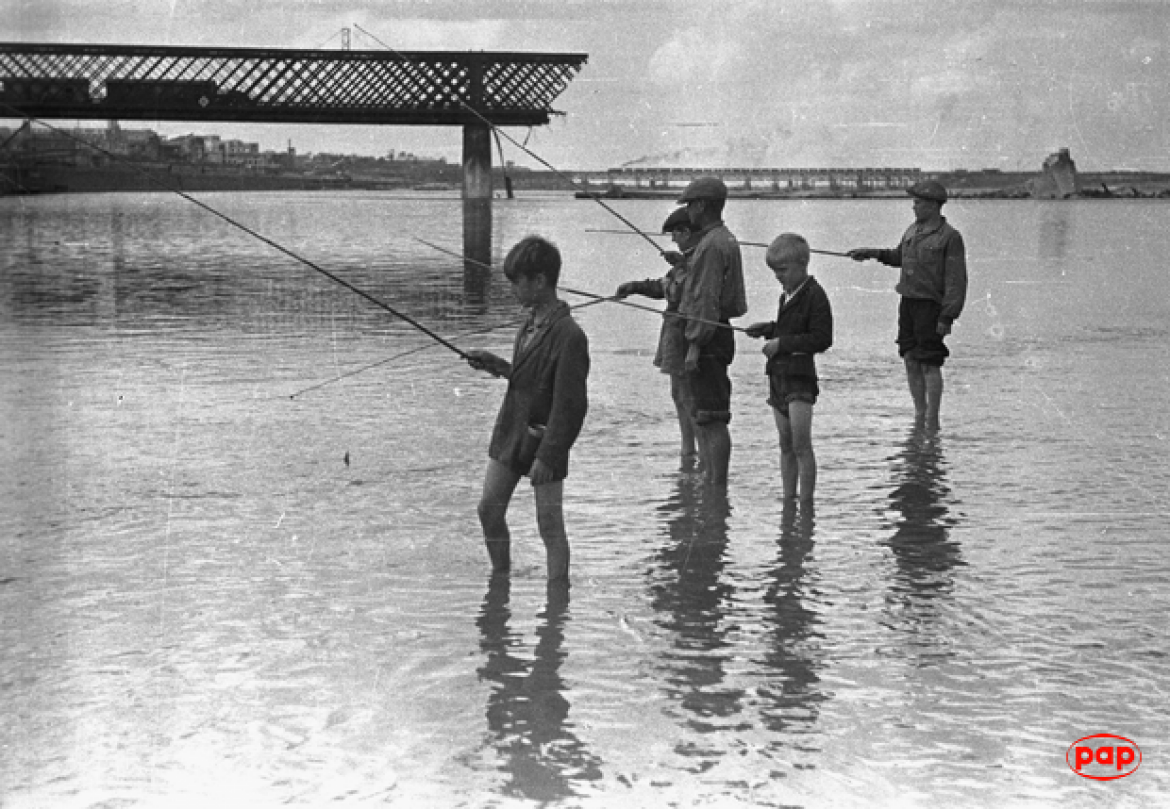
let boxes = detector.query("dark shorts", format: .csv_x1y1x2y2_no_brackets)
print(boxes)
767,374,818,417
898,297,950,367
687,325,735,425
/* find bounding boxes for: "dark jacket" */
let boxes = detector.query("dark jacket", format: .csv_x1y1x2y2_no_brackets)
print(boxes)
760,276,833,381
488,302,589,481
622,258,690,374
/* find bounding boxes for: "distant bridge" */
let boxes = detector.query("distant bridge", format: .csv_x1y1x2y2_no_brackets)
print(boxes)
0,41,588,267
586,166,924,193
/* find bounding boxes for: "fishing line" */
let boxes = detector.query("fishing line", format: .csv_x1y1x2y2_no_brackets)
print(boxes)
288,296,610,399
2,107,472,363
351,23,666,255
0,121,41,194
415,237,749,334
491,128,513,198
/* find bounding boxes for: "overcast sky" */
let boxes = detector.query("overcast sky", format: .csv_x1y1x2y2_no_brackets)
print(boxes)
6,0,1170,171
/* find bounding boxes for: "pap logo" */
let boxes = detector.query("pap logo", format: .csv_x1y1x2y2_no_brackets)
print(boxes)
1066,734,1142,781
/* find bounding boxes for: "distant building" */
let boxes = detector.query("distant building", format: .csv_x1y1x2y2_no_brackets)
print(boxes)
223,139,258,164
166,134,207,162
1032,147,1079,199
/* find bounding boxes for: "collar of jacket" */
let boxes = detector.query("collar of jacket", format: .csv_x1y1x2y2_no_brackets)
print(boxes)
514,301,571,366
783,277,812,307
913,215,949,237
694,220,727,241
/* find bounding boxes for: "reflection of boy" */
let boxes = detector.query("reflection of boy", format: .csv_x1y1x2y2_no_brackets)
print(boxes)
465,236,590,582
614,207,699,462
746,234,833,505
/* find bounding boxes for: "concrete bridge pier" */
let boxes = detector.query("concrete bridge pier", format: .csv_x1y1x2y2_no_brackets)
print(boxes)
462,123,493,299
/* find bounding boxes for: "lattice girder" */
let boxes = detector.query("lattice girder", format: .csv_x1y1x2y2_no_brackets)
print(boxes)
0,43,588,126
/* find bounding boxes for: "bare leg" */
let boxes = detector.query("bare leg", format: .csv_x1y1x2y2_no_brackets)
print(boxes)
694,425,710,472
477,459,521,574
670,375,697,461
788,400,816,503
533,479,570,582
699,422,731,487
904,357,927,425
773,406,798,501
923,365,944,431
774,402,816,503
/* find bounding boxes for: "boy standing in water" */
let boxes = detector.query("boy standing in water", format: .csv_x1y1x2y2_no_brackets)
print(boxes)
675,177,748,486
614,207,700,464
466,236,590,582
746,234,833,505
847,180,967,431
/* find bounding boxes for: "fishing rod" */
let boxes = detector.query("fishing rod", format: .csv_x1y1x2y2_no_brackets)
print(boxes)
288,296,610,399
584,228,850,257
415,238,749,334
2,107,471,363
351,23,666,256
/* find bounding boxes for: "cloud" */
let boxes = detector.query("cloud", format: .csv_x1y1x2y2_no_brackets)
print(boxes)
340,16,510,51
647,27,743,87
8,0,1170,169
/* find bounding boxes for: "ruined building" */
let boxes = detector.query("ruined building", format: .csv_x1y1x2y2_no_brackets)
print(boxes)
1031,147,1080,198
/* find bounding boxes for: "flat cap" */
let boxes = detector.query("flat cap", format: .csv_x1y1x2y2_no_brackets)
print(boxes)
661,206,693,233
907,179,948,203
677,176,728,203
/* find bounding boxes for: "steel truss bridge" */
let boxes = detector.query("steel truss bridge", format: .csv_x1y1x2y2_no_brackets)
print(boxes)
0,42,587,127
0,42,588,268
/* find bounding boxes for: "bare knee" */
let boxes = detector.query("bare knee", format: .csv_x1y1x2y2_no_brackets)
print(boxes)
778,433,795,457
478,497,507,532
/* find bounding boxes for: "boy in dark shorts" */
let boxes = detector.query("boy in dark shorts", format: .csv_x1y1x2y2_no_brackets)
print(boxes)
847,180,967,431
746,234,833,505
675,177,747,486
466,236,590,582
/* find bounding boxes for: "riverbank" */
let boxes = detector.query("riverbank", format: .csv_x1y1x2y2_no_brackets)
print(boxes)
0,162,360,195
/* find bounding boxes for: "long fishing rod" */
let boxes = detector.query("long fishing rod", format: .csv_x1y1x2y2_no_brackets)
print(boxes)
351,23,666,255
415,238,749,334
288,296,611,399
3,107,471,363
584,228,850,257
358,33,854,264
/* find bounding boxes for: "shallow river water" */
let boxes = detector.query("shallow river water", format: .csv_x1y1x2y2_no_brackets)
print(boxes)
1,191,1168,808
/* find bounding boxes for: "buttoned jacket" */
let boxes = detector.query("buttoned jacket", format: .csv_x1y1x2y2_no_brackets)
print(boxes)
876,216,968,324
679,222,748,346
759,276,834,381
488,302,589,480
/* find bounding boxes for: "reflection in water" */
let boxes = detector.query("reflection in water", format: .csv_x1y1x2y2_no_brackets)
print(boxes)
1037,203,1072,262
462,196,493,306
758,505,827,740
2,196,518,335
882,430,964,660
647,478,746,768
476,579,602,802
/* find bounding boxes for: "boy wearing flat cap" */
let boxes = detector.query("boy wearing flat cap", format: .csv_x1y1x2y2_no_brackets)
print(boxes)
847,180,967,431
675,176,748,485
